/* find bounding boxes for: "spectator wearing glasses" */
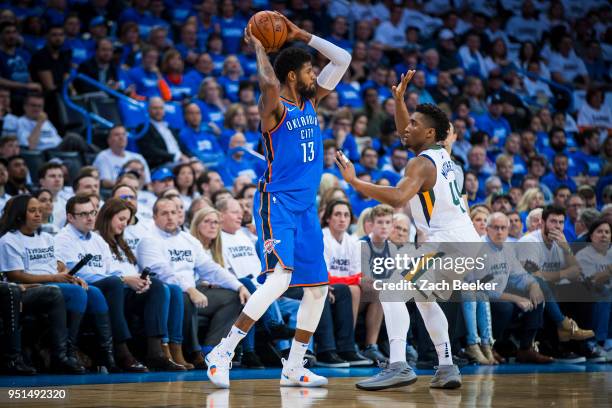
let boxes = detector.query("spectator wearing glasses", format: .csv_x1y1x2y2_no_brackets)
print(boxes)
54,194,149,372
137,197,249,368
93,125,150,189
0,194,112,373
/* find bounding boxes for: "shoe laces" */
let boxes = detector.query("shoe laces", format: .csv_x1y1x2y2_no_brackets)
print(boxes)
374,361,395,377
532,341,541,353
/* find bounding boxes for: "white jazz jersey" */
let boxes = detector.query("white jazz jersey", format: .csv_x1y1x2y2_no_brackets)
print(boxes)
409,146,479,242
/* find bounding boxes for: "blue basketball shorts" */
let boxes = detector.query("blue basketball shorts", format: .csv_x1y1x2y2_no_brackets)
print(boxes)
253,190,328,287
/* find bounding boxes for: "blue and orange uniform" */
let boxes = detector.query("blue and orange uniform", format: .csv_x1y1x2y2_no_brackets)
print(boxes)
254,96,328,287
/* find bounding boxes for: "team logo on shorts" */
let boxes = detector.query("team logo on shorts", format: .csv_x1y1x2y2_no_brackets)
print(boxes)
264,239,281,254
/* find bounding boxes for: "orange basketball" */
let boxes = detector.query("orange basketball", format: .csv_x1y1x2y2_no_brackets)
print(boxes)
248,11,288,51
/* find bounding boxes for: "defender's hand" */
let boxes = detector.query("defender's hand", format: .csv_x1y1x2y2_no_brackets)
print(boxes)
335,151,356,184
391,70,415,101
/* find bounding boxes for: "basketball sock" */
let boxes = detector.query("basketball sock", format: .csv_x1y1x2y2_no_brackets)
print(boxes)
381,302,410,364
416,302,453,365
220,326,247,354
389,339,407,364
286,339,309,368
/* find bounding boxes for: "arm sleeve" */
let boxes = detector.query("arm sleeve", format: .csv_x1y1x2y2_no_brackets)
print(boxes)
309,35,352,91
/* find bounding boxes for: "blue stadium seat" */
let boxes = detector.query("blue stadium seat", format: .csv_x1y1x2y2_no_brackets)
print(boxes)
119,100,147,130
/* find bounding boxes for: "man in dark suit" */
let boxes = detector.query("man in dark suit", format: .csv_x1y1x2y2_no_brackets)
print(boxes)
76,38,119,94
137,97,190,169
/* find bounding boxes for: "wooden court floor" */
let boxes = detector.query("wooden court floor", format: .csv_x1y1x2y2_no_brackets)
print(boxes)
1,371,610,408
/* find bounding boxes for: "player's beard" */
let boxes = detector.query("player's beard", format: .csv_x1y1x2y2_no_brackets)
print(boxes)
297,81,316,99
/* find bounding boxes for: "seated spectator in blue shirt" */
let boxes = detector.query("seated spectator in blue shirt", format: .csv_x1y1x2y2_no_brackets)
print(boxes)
195,77,226,130
362,66,393,104
467,145,494,198
381,146,410,186
336,71,363,109
175,22,201,67
475,94,511,147
184,53,215,95
0,22,40,94
354,147,383,182
502,133,528,178
220,104,247,152
417,48,440,88
465,170,484,206
206,33,225,76
408,70,436,105
571,130,604,178
218,132,258,186
118,0,156,36
323,109,360,163
322,139,344,180
495,154,517,192
325,16,353,53
241,104,261,151
350,173,379,215
118,22,142,68
217,55,244,103
563,193,585,242
217,0,246,55
236,44,256,80
542,153,577,194
179,103,224,166
126,45,171,101
540,126,567,163
63,14,91,65
161,49,192,101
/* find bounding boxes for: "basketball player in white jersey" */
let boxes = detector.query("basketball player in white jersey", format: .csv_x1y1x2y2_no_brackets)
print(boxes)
336,70,480,390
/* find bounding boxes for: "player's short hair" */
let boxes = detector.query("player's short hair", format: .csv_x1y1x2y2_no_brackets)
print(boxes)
370,204,394,220
273,47,313,84
415,104,450,142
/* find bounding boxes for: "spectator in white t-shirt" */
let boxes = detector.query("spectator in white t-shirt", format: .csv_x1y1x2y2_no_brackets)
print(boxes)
16,94,62,151
517,205,597,348
321,199,375,366
577,87,612,140
0,87,18,137
505,0,545,44
575,220,612,354
93,125,151,189
37,162,67,228
111,183,154,251
549,34,589,88
137,197,249,368
374,4,406,50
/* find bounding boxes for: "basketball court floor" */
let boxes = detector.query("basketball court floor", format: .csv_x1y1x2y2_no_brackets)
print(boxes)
1,364,611,407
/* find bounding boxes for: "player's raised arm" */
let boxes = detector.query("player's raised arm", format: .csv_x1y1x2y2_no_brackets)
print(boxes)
244,23,282,131
335,152,435,208
392,70,415,140
275,12,351,104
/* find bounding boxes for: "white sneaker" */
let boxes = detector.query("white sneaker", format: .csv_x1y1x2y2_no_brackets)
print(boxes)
205,346,234,389
280,358,328,387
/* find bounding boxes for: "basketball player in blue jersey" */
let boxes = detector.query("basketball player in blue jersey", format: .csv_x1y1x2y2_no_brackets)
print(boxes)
206,13,351,389
336,71,480,390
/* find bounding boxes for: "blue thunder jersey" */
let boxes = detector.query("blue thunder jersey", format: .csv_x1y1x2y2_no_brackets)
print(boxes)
258,97,323,212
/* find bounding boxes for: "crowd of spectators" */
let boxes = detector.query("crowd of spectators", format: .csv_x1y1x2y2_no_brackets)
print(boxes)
0,0,610,375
